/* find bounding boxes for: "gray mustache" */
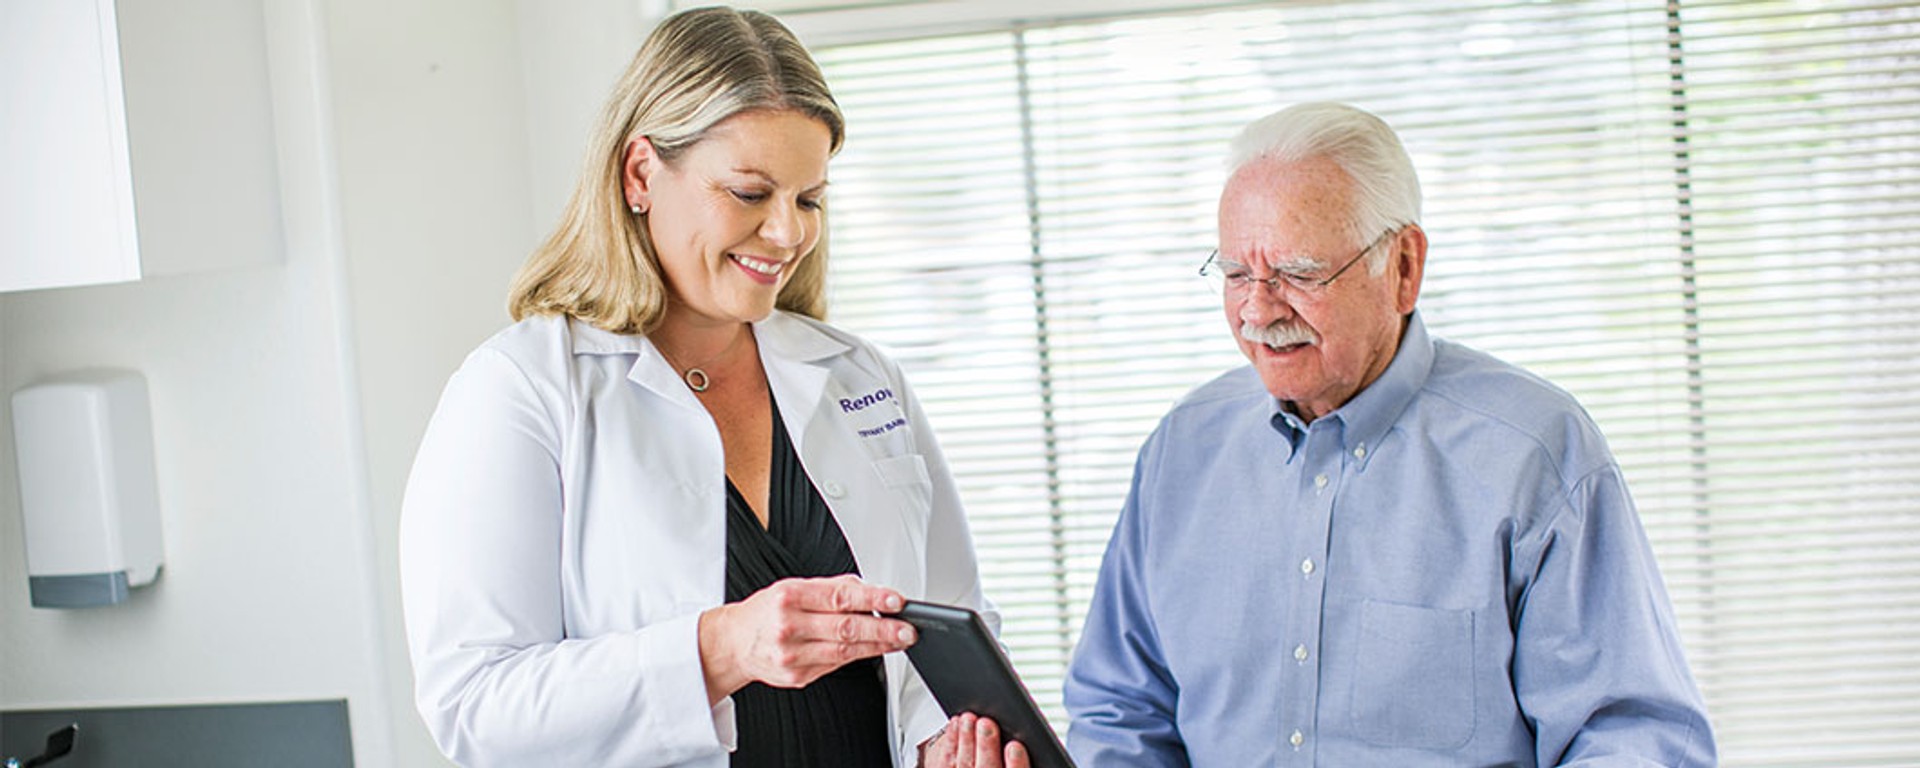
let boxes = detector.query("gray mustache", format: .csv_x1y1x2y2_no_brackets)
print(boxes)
1239,321,1318,348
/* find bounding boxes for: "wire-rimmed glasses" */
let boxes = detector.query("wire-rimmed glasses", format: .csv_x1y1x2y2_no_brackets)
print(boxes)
1200,229,1396,298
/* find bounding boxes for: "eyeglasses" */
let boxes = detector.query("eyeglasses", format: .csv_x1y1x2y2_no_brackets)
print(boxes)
1199,229,1397,298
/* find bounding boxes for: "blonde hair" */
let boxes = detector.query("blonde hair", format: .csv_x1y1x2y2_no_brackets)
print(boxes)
508,6,845,334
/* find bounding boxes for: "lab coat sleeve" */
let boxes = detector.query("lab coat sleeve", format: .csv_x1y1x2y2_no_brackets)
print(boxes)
1511,464,1716,767
884,351,1000,765
400,347,732,767
1063,426,1189,767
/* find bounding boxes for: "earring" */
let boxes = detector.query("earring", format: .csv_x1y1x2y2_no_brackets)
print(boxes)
629,204,642,214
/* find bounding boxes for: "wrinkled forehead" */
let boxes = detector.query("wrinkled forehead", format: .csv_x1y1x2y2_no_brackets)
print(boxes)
1218,158,1360,265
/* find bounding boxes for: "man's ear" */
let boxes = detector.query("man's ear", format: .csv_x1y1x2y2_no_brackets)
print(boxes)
1392,224,1428,315
621,136,658,214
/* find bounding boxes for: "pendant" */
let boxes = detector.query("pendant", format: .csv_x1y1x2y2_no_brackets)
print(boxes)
685,368,710,392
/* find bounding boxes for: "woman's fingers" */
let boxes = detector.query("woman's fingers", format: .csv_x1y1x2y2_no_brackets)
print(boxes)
780,574,906,615
728,577,918,689
771,576,913,648
807,606,915,647
766,578,915,646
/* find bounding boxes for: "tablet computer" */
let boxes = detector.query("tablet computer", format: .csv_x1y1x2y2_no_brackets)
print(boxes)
887,600,1077,768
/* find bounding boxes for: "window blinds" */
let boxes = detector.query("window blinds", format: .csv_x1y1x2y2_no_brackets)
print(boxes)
796,1,1920,764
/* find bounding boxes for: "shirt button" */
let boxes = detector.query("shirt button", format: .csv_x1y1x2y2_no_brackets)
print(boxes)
822,481,846,498
1293,644,1309,662
1290,730,1304,748
1314,474,1329,489
1301,558,1315,576
1353,444,1367,459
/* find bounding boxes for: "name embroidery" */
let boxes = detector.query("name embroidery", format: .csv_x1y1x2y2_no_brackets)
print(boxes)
839,387,895,413
858,417,908,438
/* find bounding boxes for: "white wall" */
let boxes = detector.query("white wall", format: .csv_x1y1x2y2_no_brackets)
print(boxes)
517,0,659,227
0,2,394,764
2,1,666,764
321,0,533,761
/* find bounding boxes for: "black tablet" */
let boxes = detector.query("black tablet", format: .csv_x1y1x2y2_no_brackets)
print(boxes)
887,600,1077,768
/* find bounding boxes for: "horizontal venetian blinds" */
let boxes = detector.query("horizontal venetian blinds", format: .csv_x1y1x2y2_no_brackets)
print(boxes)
1665,2,1920,765
802,1,1920,763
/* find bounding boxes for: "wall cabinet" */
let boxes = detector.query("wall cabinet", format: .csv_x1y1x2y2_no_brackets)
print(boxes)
0,0,281,292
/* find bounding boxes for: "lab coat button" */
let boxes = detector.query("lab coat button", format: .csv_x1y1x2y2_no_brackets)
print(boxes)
823,481,846,498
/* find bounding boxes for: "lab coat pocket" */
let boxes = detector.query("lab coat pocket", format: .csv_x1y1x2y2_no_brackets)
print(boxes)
871,454,933,552
1348,599,1476,750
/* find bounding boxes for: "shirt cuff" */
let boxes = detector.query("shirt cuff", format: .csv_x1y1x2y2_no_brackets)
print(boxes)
897,664,948,766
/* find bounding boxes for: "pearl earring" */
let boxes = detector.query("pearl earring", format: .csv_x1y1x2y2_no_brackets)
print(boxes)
629,204,642,214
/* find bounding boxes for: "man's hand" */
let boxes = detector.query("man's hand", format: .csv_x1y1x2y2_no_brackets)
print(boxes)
921,713,1030,768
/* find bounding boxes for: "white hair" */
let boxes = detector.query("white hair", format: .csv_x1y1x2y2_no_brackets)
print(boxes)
1227,102,1422,273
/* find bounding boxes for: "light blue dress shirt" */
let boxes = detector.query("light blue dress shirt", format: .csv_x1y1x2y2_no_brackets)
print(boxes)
1064,312,1714,767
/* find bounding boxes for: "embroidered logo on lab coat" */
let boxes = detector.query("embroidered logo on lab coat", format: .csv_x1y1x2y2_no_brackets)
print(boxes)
841,387,907,438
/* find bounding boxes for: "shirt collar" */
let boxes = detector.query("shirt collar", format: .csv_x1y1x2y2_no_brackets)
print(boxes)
1265,398,1310,457
1264,310,1435,462
1336,310,1434,459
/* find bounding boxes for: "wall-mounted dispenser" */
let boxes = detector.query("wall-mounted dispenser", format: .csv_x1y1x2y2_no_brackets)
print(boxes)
9,370,164,608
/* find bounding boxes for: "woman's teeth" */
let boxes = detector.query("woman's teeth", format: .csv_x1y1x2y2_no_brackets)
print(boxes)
732,254,783,275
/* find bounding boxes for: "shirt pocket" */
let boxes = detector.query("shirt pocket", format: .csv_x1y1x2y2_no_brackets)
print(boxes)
1347,599,1476,750
871,454,932,551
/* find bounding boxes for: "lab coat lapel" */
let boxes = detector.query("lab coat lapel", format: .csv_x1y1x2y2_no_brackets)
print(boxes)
564,316,706,410
757,314,844,452
612,335,710,413
755,314,901,589
755,314,927,749
564,318,724,616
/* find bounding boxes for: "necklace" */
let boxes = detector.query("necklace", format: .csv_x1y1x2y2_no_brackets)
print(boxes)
661,327,746,393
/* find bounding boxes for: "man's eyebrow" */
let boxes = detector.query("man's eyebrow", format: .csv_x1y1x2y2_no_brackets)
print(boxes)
1268,255,1326,272
1223,253,1326,272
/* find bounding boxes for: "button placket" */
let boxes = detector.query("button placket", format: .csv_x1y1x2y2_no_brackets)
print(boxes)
1283,426,1339,766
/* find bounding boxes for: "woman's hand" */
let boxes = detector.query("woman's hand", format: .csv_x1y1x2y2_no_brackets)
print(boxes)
698,574,917,702
921,714,1031,768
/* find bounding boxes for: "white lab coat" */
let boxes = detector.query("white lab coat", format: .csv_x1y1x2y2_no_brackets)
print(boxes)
400,310,997,768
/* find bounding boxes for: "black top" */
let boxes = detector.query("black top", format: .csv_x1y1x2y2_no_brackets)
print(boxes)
724,394,893,768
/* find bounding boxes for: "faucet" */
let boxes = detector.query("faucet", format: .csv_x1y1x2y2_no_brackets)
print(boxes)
3,724,76,768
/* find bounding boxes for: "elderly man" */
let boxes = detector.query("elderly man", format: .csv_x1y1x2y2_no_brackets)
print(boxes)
1062,103,1715,766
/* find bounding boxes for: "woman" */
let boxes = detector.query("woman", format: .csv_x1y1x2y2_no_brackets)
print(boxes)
399,7,1026,767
